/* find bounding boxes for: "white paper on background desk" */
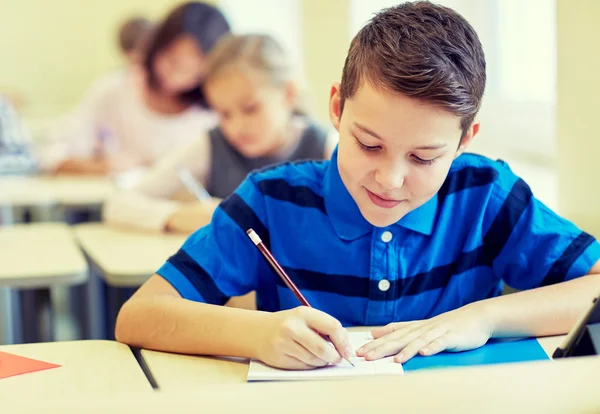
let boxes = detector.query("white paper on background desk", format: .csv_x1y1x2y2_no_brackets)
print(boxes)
247,332,404,381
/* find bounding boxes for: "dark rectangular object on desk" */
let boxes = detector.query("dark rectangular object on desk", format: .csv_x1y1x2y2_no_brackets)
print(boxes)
553,294,600,358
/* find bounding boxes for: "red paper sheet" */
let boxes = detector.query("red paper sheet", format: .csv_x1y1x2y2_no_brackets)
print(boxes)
0,351,61,379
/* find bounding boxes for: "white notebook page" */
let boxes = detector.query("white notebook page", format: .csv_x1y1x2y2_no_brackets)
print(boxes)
247,331,404,381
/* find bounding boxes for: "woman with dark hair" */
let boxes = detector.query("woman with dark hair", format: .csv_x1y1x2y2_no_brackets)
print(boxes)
39,2,231,176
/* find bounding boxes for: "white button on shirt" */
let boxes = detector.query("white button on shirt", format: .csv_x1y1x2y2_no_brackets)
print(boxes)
381,231,393,243
378,279,391,292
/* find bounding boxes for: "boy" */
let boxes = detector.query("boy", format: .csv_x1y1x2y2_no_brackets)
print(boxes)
116,2,600,369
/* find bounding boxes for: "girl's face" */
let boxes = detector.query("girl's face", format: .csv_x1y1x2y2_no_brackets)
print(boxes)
153,35,205,95
204,67,297,158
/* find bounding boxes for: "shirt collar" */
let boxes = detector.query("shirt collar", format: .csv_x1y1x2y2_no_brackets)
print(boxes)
324,147,438,240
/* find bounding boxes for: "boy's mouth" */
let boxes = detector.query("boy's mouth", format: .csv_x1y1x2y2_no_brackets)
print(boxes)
365,189,404,209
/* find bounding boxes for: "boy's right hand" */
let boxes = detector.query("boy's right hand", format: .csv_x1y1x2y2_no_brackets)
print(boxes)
254,307,353,370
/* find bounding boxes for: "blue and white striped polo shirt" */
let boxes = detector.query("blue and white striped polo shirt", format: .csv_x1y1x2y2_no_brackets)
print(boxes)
157,148,600,327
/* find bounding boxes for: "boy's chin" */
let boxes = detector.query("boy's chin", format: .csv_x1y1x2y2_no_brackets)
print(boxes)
360,207,405,228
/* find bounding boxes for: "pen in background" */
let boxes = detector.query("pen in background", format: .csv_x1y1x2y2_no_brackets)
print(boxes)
178,167,212,202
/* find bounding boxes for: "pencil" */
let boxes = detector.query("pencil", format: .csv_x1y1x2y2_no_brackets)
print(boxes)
178,167,212,202
246,228,354,367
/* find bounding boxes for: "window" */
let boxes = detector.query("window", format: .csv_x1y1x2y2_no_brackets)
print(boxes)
218,0,302,68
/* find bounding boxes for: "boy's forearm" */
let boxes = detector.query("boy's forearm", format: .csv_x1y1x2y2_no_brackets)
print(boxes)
477,274,600,338
115,294,271,358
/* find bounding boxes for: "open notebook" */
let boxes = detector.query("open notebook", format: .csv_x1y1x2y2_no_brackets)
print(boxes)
247,331,404,381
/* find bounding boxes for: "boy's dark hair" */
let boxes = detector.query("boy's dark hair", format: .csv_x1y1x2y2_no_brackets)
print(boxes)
118,17,153,54
340,1,486,137
143,2,231,107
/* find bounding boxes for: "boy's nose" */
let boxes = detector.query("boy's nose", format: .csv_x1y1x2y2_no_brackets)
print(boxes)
375,163,405,190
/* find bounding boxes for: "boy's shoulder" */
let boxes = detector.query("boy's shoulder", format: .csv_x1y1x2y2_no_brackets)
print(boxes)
448,152,525,196
450,152,509,171
247,159,330,193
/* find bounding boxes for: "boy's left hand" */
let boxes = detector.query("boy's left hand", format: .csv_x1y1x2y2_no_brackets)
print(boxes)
356,303,493,363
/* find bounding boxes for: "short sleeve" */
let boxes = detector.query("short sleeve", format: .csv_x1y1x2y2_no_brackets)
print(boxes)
156,175,271,303
488,167,600,289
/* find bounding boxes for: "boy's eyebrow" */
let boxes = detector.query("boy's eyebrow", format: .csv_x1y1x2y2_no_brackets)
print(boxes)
414,143,448,150
353,122,383,140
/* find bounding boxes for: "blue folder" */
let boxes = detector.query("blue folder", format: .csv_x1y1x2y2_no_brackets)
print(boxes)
402,338,550,372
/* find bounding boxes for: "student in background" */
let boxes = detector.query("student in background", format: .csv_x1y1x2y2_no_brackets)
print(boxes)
115,2,600,370
118,16,154,66
103,34,337,233
38,2,230,176
0,95,36,174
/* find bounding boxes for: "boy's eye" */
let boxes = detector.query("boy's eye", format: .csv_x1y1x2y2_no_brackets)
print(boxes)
354,137,380,152
412,155,437,165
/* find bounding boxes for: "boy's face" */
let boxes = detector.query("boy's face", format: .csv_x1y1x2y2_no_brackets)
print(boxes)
329,80,479,228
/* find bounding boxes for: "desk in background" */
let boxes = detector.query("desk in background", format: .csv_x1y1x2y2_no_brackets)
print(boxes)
0,223,87,344
74,223,186,288
0,175,115,224
0,340,152,398
73,223,186,339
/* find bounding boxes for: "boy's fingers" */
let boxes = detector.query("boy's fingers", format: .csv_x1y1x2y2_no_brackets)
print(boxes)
283,353,322,370
289,341,331,368
295,328,342,365
302,309,352,359
357,324,414,356
419,336,447,357
392,327,445,363
362,327,426,360
371,322,411,338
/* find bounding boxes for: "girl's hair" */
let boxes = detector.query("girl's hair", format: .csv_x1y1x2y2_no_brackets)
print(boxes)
205,34,308,115
143,2,231,107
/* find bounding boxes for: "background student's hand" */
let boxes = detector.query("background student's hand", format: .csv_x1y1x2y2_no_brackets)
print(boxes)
54,154,141,176
105,153,143,173
255,306,353,370
356,303,492,363
165,198,222,234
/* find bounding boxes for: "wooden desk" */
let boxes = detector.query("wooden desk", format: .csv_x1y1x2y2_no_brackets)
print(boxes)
141,331,566,391
8,353,600,413
0,175,114,209
0,176,55,208
73,223,186,287
73,223,186,340
0,223,87,288
0,340,152,398
0,223,88,343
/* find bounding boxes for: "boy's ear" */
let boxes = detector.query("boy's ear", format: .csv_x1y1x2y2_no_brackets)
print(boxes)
329,82,342,132
455,120,480,158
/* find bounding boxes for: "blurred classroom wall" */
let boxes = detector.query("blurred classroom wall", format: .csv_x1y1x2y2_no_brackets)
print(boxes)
4,0,599,238
556,0,600,237
0,0,206,116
